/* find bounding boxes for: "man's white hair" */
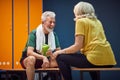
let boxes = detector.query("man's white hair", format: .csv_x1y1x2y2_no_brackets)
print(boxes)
41,11,56,21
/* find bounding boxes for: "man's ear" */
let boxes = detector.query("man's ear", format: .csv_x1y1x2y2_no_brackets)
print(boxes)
42,21,44,24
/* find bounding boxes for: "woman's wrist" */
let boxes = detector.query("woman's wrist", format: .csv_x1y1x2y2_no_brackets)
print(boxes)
63,49,66,54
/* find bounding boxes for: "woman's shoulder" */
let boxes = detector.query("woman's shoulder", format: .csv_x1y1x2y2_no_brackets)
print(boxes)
76,18,88,24
77,18,100,23
77,18,90,22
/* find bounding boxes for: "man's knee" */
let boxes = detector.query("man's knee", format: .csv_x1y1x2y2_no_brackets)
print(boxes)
24,56,36,67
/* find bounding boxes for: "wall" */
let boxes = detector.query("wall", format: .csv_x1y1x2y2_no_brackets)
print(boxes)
0,0,42,69
43,0,120,80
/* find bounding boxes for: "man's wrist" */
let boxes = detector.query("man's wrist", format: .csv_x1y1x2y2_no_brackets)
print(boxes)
41,55,46,60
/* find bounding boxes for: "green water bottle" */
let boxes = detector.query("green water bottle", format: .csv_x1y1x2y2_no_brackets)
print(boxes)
42,44,49,56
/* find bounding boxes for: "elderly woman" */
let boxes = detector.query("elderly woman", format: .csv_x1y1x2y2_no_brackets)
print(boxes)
53,1,116,80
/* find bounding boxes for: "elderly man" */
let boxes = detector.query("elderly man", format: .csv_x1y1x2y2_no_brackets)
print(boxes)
20,11,60,80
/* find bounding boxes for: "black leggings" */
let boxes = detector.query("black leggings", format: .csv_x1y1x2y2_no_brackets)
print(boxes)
56,53,113,80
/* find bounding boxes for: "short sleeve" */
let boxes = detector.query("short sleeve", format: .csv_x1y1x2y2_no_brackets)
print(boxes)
54,32,60,48
75,19,85,36
27,31,36,47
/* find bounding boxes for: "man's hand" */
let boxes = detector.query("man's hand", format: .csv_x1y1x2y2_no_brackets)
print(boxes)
46,49,55,59
42,56,49,68
46,49,52,56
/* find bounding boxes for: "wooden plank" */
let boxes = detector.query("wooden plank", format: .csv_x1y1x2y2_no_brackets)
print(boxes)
1,67,120,80
1,68,59,72
36,68,59,71
2,67,120,72
72,67,120,71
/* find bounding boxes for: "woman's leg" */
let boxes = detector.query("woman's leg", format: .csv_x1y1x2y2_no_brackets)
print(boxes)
56,53,93,80
56,53,114,80
56,54,72,80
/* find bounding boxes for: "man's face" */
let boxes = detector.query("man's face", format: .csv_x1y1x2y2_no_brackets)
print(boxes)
43,16,55,33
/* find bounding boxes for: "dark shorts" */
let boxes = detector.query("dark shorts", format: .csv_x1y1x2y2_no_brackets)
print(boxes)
20,57,43,69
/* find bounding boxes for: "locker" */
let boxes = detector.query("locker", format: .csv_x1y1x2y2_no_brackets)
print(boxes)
0,0,42,69
0,0,12,69
14,0,28,69
14,0,42,69
29,0,42,32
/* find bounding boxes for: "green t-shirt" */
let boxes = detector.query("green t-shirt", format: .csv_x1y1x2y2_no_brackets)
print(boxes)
20,29,60,59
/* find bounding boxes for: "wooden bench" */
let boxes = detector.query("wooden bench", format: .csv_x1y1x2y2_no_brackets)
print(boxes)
72,67,120,80
0,67,120,80
0,68,60,80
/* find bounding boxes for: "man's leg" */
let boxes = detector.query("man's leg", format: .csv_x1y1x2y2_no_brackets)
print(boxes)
23,56,36,80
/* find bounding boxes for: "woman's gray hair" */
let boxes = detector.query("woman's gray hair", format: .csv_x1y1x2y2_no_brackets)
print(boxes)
74,1,97,20
41,11,56,21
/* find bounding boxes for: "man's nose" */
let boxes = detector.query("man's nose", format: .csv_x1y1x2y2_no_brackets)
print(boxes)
51,22,55,27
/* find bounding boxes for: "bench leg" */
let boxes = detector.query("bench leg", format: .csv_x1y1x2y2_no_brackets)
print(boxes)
39,72,42,80
80,71,84,80
56,71,63,80
80,71,100,80
0,71,8,80
22,72,27,80
96,71,100,80
6,71,9,80
89,71,101,80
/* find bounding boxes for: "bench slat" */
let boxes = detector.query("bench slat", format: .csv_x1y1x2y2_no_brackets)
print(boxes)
72,67,120,71
1,67,120,80
1,67,120,71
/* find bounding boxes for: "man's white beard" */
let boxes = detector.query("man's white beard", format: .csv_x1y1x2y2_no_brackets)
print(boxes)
45,26,54,33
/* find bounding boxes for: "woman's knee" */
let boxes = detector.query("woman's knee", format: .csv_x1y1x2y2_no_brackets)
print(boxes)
56,54,65,62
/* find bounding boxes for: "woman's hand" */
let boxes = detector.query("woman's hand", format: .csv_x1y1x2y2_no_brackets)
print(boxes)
42,56,49,68
53,50,64,59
